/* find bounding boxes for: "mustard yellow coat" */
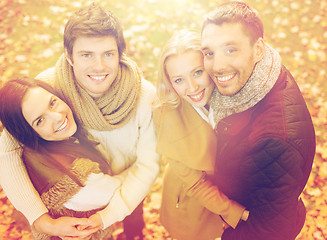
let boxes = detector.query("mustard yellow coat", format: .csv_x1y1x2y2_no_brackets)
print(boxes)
154,100,245,240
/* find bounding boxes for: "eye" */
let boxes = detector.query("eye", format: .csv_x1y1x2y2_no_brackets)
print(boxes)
194,69,203,77
105,52,113,57
36,117,44,126
81,53,91,58
174,78,183,84
204,51,214,57
226,48,237,54
50,98,57,108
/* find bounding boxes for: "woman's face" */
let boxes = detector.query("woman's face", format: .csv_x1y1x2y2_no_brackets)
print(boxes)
166,50,215,108
22,87,77,141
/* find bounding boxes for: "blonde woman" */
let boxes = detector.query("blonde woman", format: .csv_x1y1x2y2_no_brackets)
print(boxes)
153,30,249,240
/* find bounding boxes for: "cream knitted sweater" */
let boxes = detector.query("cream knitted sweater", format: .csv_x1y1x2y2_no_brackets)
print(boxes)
0,67,160,228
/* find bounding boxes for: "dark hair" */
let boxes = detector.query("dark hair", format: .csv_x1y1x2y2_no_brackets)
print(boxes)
64,3,126,58
202,1,263,44
0,78,59,149
0,78,110,180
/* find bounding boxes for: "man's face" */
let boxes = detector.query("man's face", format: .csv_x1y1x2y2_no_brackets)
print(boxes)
66,36,120,98
202,22,263,96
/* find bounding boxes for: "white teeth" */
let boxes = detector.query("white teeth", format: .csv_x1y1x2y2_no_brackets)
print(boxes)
90,75,106,81
56,118,68,132
191,93,202,100
189,90,204,101
216,74,235,82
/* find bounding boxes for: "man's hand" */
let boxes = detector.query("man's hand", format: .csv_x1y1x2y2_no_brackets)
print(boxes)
33,213,100,239
61,213,104,240
62,213,103,240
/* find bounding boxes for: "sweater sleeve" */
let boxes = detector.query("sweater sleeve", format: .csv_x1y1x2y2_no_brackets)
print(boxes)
168,158,246,229
0,129,48,225
222,139,306,240
97,80,161,228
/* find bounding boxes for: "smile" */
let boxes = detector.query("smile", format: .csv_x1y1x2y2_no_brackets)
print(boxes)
216,73,236,82
89,74,108,81
188,89,205,102
56,117,68,132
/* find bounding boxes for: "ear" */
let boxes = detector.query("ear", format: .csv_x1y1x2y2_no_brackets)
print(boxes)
254,37,265,63
64,49,74,67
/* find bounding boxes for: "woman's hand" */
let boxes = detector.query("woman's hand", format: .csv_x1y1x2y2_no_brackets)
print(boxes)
87,213,104,230
33,213,100,239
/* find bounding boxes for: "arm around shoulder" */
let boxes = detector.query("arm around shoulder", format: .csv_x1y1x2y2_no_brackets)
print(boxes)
222,138,307,240
97,80,160,228
0,129,48,225
180,163,246,229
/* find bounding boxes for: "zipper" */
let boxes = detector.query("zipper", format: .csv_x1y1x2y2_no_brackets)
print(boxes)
176,195,180,208
176,184,185,208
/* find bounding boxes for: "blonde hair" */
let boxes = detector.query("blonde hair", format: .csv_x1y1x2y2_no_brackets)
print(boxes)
155,30,203,109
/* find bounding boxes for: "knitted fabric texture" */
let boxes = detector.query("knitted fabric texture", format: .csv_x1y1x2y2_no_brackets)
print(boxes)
209,44,281,126
31,158,112,240
55,54,142,131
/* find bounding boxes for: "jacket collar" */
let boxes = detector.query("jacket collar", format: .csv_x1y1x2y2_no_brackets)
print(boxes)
216,107,254,136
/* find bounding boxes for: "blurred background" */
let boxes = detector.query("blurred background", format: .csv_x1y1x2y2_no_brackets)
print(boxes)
0,0,326,239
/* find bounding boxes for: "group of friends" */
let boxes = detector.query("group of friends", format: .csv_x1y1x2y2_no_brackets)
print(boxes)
0,1,315,240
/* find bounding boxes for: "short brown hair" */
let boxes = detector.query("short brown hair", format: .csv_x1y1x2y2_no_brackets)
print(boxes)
202,1,263,44
64,3,126,57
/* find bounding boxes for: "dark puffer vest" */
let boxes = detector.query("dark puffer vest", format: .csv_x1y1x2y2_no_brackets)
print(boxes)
214,66,315,240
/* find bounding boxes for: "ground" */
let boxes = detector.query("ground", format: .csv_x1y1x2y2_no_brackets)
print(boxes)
0,0,326,239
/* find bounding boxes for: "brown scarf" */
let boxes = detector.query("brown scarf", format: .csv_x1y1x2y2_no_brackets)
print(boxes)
54,54,142,131
209,44,281,126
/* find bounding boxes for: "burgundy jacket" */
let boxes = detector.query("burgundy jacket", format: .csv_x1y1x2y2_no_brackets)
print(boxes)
214,66,315,240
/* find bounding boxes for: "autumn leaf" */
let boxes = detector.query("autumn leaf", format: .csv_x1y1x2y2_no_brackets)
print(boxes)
1,0,326,239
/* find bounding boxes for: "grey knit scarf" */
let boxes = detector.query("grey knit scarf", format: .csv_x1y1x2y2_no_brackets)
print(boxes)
209,44,281,126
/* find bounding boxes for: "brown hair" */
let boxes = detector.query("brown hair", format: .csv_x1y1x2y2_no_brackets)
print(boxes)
202,1,263,44
0,78,111,185
64,3,126,58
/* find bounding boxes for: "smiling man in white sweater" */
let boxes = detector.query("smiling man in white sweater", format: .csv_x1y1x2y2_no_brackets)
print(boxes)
0,3,160,240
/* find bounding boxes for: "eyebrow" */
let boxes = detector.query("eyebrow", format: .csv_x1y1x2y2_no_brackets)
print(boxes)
202,41,237,51
170,65,203,79
31,95,54,127
105,49,118,53
77,49,118,54
169,73,182,79
224,42,237,46
77,50,92,54
201,47,209,52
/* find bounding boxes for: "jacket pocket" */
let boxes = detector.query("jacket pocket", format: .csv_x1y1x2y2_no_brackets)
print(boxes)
176,184,189,209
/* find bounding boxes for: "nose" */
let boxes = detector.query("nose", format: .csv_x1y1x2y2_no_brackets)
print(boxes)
187,77,199,93
49,111,64,123
212,54,225,73
93,56,106,71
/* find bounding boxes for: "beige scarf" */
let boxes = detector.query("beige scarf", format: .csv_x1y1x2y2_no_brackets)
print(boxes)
54,54,141,131
210,44,281,126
